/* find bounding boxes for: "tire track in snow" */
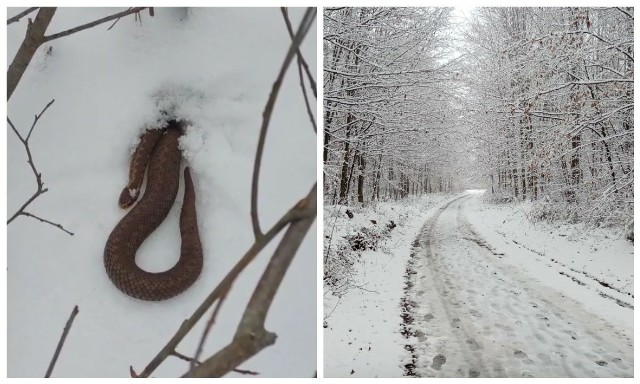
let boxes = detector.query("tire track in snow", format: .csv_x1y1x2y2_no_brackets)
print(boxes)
403,194,487,377
402,193,633,377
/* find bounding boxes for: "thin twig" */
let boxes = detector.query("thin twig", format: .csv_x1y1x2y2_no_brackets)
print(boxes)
7,7,39,25
26,99,54,142
280,7,317,97
43,7,146,42
7,100,72,235
281,8,317,133
171,350,201,365
233,368,259,375
134,184,316,378
108,7,153,31
250,7,316,240
296,57,317,133
45,305,79,378
22,211,74,235
106,7,133,30
7,187,47,225
191,288,230,370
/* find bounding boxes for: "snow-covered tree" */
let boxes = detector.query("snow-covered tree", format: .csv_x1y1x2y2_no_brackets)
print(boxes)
324,7,463,206
464,7,633,226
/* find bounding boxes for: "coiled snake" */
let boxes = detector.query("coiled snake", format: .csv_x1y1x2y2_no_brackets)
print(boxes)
104,120,203,301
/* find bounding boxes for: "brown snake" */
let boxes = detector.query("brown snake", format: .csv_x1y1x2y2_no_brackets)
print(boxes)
104,120,203,301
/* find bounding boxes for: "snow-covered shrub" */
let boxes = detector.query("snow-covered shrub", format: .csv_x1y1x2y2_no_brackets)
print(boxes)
487,193,515,204
324,203,402,297
347,227,381,251
530,201,580,224
323,240,357,296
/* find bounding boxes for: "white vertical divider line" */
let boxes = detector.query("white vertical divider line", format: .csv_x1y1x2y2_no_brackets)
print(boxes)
315,5,324,379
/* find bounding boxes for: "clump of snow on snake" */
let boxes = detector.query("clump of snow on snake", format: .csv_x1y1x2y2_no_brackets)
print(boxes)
104,120,203,301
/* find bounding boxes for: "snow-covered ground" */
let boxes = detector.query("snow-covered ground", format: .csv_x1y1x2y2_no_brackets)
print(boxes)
324,191,634,378
323,194,453,377
7,8,316,377
465,191,633,330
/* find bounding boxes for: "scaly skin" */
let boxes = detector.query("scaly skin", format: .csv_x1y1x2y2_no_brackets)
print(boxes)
104,121,203,301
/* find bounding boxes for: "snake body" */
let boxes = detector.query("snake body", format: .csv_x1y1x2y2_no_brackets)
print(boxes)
104,121,203,301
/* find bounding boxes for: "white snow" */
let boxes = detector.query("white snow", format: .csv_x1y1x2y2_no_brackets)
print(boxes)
7,7,316,378
464,190,634,331
324,192,634,378
406,192,633,377
323,194,453,377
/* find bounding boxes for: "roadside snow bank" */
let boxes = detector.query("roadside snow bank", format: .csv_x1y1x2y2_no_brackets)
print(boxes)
324,194,455,377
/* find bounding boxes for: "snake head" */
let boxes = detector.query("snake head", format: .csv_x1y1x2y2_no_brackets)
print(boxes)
118,187,139,209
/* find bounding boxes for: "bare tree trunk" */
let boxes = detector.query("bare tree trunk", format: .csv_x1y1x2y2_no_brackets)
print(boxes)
338,128,351,203
357,151,365,204
7,7,57,100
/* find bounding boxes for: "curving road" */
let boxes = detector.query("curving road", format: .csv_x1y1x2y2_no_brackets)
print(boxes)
404,194,633,377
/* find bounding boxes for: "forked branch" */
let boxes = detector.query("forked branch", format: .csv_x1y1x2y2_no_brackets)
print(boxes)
7,100,73,235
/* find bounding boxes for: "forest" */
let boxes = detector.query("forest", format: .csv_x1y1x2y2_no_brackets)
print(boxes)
323,6,633,228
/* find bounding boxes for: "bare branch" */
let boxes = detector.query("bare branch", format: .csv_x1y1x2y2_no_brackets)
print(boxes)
171,350,200,365
43,7,147,42
7,7,39,25
27,98,54,141
250,7,316,239
45,305,79,378
107,7,133,31
22,211,74,236
280,7,317,98
7,187,47,225
615,7,633,20
233,368,260,376
7,100,52,197
183,183,317,377
281,8,317,133
134,184,316,378
296,60,317,133
7,100,73,236
191,286,230,370
7,7,56,100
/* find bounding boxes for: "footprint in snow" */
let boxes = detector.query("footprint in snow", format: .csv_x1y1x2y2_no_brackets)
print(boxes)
514,350,528,359
469,309,483,318
466,338,482,351
562,329,578,340
430,354,446,370
492,366,506,376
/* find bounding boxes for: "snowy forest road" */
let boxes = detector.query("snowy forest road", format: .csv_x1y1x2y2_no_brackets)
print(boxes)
404,193,633,378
